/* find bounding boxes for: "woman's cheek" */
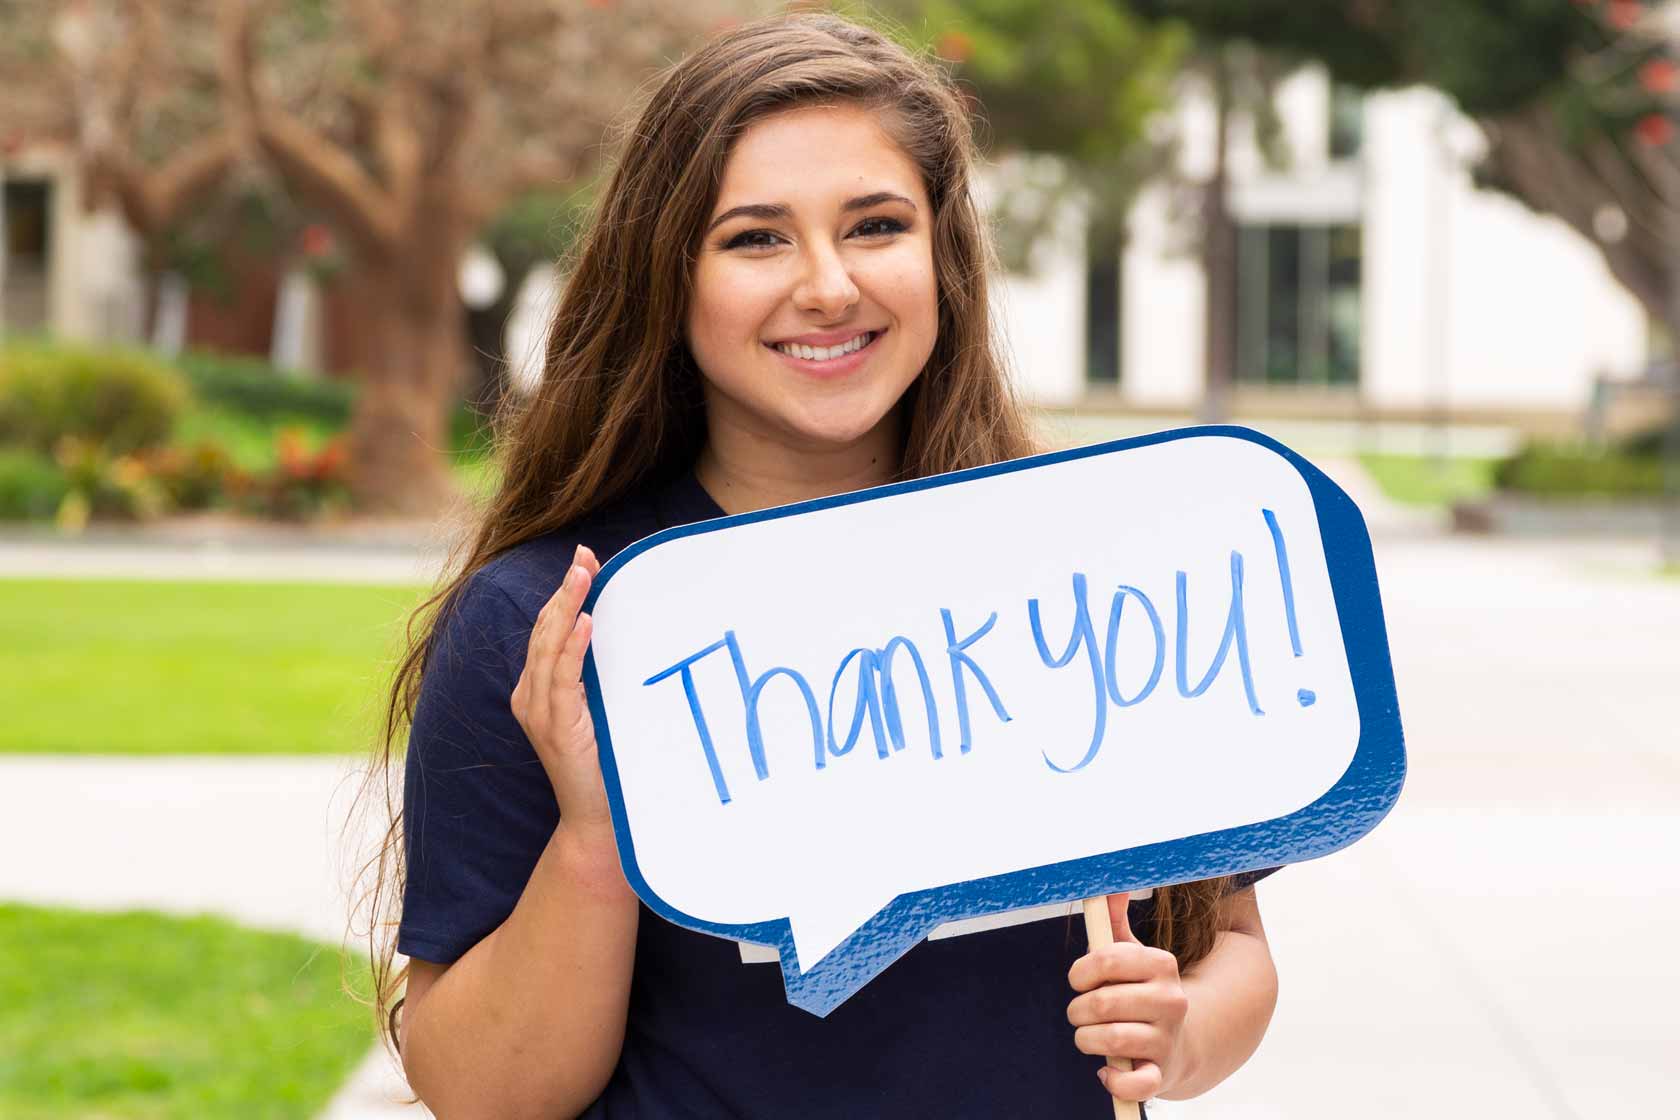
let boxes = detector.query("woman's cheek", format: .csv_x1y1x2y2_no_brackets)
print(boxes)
726,266,791,332
692,264,769,353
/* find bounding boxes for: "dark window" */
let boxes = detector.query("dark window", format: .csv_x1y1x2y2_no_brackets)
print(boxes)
1085,228,1122,386
1325,224,1361,387
1236,223,1361,387
3,178,52,332
1329,84,1363,161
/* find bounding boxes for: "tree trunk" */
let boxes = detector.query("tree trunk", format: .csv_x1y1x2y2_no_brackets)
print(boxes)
345,260,467,515
1200,55,1237,423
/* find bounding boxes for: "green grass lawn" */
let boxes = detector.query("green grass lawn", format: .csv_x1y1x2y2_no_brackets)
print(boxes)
0,579,427,754
1357,452,1498,507
0,903,376,1119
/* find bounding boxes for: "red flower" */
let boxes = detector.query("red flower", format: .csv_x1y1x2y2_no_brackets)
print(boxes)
1635,112,1675,146
276,428,311,479
1639,57,1678,94
936,30,973,63
300,224,334,258
313,438,348,483
1608,0,1642,30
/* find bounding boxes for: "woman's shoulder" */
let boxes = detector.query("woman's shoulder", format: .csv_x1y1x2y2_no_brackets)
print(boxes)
417,491,665,705
472,471,715,622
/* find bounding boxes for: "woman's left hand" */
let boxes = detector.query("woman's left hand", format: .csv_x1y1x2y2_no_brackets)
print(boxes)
1066,893,1193,1103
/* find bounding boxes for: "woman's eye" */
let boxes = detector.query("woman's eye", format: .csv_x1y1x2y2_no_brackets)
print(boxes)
850,216,906,238
724,229,783,250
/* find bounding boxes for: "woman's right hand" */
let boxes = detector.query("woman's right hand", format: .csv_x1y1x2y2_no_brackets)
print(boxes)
510,544,618,859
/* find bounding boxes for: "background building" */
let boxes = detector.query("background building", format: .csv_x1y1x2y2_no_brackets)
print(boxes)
1,149,147,344
996,67,1651,432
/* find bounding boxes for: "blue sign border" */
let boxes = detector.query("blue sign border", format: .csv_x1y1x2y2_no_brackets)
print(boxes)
581,424,1406,1016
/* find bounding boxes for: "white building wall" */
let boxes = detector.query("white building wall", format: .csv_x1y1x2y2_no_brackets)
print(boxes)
1362,88,1646,413
1230,66,1331,180
73,204,147,343
1075,69,1650,417
1,148,147,344
1360,88,1440,413
978,156,1088,406
992,240,1087,406
1121,184,1202,407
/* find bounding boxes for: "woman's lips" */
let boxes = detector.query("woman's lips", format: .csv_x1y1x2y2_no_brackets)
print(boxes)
763,329,885,377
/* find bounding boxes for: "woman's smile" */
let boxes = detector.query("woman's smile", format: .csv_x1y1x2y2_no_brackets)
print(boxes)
765,327,887,377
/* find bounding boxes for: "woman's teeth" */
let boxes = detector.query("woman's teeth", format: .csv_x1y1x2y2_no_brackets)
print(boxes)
774,331,875,361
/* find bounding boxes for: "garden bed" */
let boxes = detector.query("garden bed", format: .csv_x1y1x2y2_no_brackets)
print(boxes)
1,342,495,529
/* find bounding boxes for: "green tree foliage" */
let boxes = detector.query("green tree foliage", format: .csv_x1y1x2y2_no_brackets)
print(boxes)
902,0,1189,164
859,0,1188,266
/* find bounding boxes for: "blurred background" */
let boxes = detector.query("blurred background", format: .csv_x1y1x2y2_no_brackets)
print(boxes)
0,0,1675,1116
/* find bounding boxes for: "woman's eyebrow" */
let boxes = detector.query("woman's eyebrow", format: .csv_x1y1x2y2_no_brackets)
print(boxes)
707,202,791,233
705,192,917,234
841,191,915,214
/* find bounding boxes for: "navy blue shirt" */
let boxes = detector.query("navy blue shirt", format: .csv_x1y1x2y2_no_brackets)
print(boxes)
399,468,1275,1118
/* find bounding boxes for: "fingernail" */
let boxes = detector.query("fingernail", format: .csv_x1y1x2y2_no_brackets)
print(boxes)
1097,1067,1110,1087
573,544,583,562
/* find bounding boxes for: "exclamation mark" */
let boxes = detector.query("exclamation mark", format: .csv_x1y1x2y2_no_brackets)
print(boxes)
1262,508,1316,708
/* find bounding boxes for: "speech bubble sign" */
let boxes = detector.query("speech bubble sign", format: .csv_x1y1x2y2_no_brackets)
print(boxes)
582,426,1405,1015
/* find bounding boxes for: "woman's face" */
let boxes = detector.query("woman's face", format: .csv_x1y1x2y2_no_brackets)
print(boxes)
685,103,938,458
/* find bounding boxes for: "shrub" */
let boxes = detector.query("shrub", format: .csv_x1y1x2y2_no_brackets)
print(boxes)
134,439,240,511
179,348,489,458
1493,443,1664,498
54,437,170,523
225,427,352,520
1620,423,1677,458
0,450,70,521
0,342,191,455
175,349,354,425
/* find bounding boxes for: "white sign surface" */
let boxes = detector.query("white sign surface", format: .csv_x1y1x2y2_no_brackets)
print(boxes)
583,427,1404,1015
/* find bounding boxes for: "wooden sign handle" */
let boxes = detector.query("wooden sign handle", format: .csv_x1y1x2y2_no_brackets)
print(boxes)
1083,895,1143,1120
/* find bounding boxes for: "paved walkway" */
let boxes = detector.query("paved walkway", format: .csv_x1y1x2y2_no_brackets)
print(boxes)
3,469,1676,1117
0,528,451,586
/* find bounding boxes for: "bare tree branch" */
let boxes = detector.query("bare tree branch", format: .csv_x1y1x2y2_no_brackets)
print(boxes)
217,0,398,252
1482,105,1672,320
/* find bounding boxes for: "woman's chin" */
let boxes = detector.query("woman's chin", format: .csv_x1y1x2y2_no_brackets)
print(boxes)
779,407,898,452
792,381,917,445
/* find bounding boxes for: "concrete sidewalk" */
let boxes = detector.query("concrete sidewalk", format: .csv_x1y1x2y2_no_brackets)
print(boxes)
0,529,450,586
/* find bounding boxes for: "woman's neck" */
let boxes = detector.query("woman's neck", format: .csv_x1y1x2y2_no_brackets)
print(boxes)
696,414,902,516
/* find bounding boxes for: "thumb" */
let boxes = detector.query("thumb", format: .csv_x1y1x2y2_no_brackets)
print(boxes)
1107,891,1140,945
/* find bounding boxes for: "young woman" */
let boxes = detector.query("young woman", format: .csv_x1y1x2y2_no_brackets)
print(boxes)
355,13,1278,1117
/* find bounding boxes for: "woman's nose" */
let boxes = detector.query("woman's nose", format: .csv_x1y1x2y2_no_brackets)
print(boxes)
792,242,860,318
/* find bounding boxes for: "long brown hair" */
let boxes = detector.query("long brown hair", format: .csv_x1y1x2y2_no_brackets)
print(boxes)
345,10,1222,1061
